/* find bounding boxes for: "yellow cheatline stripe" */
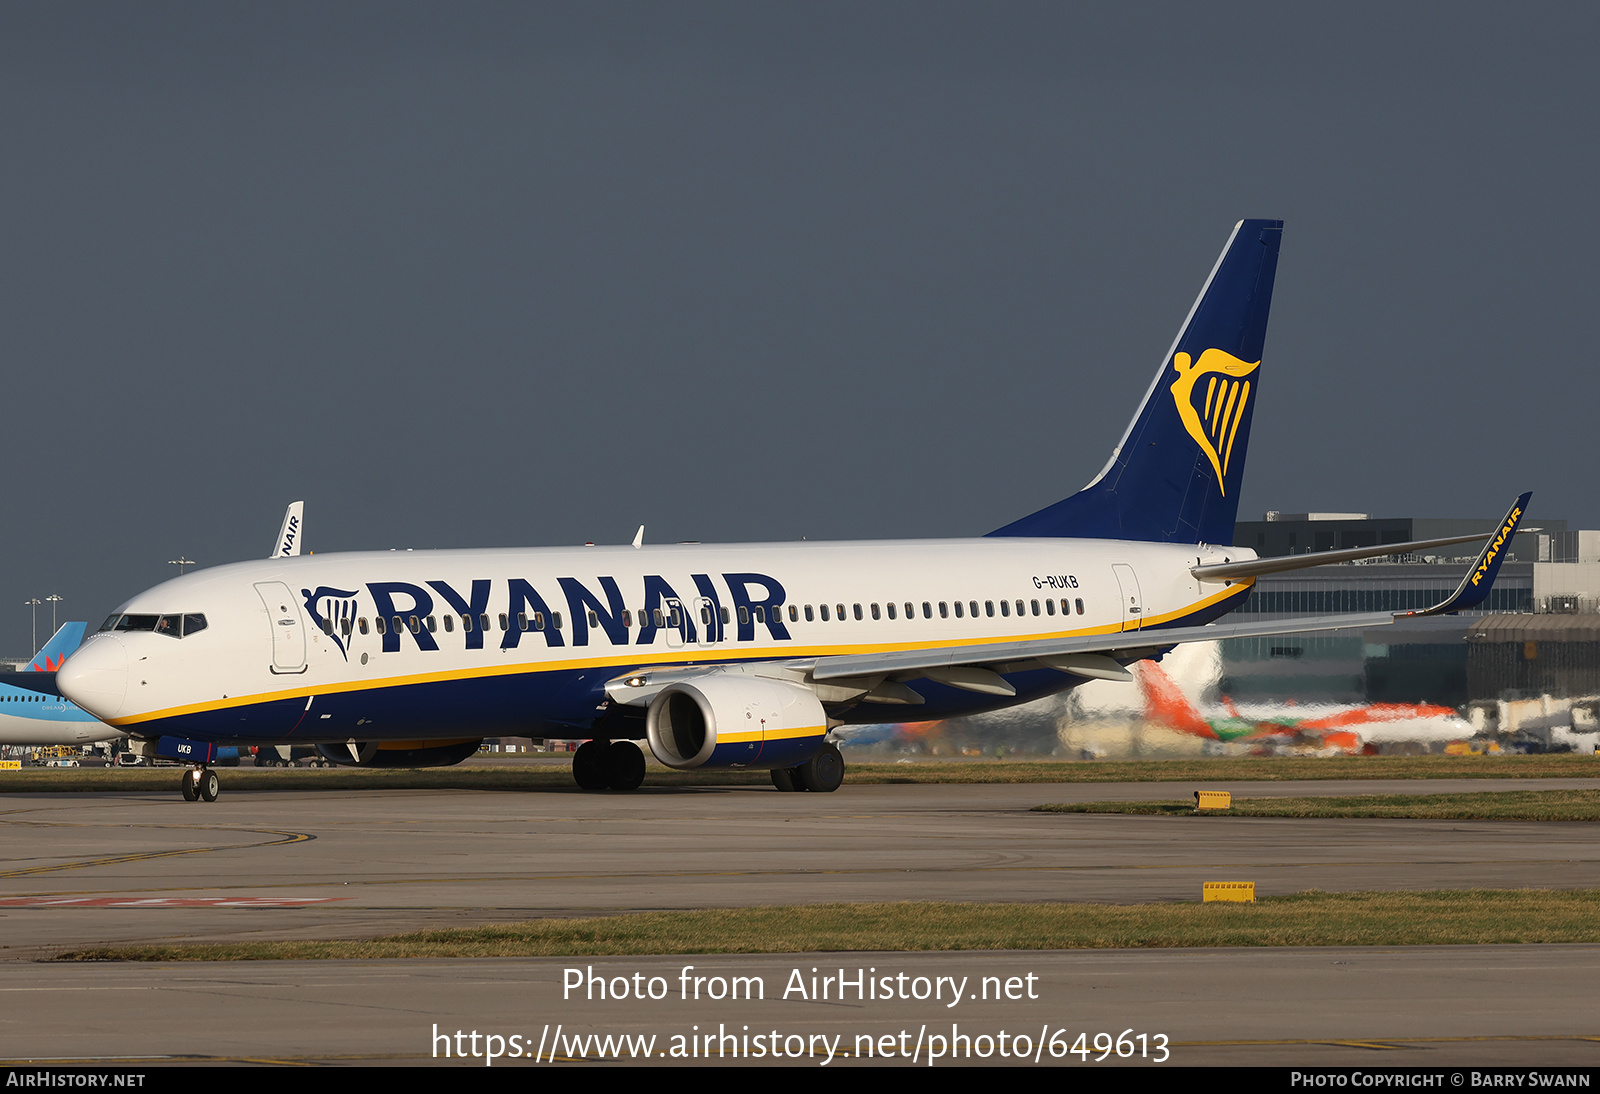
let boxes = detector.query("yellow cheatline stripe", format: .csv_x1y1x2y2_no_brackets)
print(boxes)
109,582,1252,728
714,724,826,745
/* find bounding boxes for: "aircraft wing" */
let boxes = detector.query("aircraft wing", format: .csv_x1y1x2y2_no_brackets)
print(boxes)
810,611,1396,682
1193,492,1534,580
813,492,1530,684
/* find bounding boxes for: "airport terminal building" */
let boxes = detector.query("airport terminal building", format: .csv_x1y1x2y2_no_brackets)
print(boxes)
1223,511,1600,709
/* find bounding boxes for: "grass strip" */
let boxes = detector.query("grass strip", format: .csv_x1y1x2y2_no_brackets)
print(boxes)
5,753,1600,793
1035,789,1600,821
53,890,1600,961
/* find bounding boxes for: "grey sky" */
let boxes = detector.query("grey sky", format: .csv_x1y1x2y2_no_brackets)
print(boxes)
1,3,1593,651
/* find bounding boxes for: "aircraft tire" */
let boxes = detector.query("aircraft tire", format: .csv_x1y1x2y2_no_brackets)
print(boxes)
795,743,844,793
572,740,611,791
199,769,220,802
606,742,646,791
770,767,799,792
180,769,199,802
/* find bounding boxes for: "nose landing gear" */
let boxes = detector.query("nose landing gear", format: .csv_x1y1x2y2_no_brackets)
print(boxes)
181,767,220,802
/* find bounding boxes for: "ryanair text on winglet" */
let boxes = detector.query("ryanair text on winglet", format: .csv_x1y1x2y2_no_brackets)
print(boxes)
1470,505,1523,587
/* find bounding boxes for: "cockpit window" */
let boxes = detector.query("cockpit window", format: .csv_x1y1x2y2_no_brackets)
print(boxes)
114,615,160,632
99,613,207,638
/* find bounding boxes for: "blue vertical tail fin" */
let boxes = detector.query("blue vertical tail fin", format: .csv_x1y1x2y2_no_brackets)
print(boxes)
989,219,1283,545
30,622,87,672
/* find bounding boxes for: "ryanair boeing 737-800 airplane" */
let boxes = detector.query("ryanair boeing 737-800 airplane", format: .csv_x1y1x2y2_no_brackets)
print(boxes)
50,220,1529,802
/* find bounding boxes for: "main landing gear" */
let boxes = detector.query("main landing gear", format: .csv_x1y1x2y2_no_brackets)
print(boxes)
572,739,646,792
180,766,220,803
770,742,844,793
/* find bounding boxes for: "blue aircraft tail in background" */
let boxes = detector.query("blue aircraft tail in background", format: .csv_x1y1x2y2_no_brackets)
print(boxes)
29,622,87,672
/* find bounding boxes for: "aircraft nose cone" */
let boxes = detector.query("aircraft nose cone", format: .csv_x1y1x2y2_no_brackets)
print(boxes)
57,637,128,721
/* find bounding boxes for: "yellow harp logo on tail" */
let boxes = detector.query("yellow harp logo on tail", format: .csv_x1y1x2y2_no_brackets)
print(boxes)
1170,348,1261,496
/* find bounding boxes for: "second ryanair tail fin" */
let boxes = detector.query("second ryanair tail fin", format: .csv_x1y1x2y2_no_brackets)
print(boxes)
990,219,1283,545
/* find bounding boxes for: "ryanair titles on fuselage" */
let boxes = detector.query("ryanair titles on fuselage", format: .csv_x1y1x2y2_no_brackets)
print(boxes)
306,569,796,657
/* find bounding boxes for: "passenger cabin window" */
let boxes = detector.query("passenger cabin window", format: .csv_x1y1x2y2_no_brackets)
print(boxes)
939,602,948,618
985,601,995,618
819,604,830,621
954,602,964,618
789,605,799,622
1000,600,1010,617
359,618,369,635
1075,598,1085,614
804,605,814,621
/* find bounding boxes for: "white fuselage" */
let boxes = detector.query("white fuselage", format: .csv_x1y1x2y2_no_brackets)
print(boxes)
58,537,1251,745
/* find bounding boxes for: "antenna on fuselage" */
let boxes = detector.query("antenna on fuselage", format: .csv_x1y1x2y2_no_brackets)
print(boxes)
632,525,645,549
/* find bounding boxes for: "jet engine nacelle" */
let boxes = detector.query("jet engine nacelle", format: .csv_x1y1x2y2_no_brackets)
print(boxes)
313,738,482,768
645,674,828,770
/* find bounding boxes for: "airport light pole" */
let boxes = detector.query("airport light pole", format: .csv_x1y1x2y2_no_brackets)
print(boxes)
45,594,61,633
168,557,195,576
23,599,41,654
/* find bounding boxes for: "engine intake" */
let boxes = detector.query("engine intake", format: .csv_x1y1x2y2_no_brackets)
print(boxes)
646,674,827,770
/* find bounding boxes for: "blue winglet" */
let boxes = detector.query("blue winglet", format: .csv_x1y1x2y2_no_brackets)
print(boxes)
1401,492,1532,617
